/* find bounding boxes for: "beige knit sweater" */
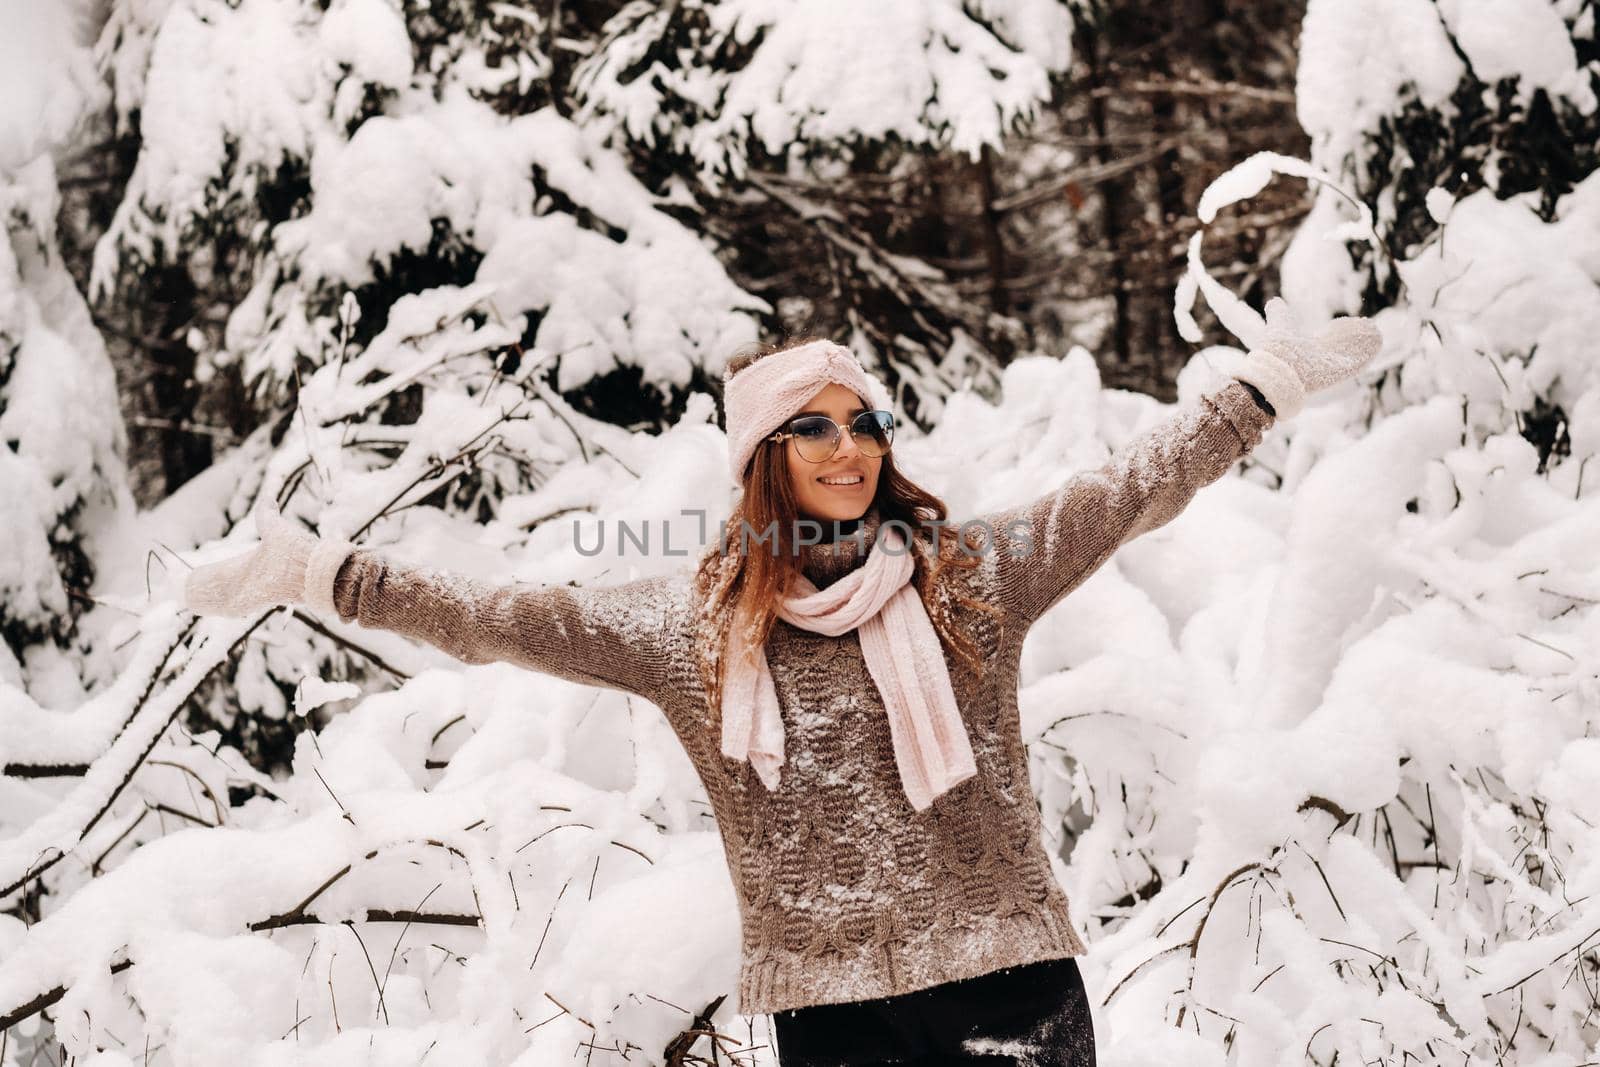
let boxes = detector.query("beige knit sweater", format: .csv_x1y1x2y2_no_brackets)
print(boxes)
329,380,1275,1016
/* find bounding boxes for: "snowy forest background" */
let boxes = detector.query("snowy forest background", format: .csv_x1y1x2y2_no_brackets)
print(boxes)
3,0,1598,1063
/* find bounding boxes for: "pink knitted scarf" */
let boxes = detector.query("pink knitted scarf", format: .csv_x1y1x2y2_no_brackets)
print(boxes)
718,340,980,812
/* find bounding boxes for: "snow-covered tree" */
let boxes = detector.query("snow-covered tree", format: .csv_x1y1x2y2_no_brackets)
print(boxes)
571,0,1080,425
0,3,138,708
1026,1,1600,1062
572,0,1074,181
59,0,769,772
90,0,762,438
6,1,768,1060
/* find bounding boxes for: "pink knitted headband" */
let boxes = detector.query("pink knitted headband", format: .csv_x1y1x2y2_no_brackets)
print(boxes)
723,340,895,485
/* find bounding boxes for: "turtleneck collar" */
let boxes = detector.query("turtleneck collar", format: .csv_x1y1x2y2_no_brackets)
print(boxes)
796,506,883,589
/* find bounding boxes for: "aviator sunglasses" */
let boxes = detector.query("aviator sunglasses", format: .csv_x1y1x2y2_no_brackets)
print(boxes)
767,409,896,463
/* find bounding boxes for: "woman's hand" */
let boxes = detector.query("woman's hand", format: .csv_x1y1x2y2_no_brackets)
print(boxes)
1231,296,1382,420
183,500,353,618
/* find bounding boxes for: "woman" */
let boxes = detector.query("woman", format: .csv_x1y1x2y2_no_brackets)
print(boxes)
185,298,1380,1065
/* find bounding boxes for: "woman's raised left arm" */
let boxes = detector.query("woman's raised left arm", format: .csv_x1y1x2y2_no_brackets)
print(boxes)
977,296,1381,630
979,380,1275,629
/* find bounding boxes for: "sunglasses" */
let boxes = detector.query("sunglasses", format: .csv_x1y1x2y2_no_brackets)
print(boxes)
768,410,895,463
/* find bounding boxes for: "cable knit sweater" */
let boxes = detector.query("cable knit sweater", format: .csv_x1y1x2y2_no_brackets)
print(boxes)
328,380,1275,1016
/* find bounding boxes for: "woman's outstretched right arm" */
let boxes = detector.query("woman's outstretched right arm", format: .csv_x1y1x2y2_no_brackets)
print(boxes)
329,549,683,704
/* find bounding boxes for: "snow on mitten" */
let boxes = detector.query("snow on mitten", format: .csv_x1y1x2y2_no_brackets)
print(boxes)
182,499,355,618
1231,296,1382,420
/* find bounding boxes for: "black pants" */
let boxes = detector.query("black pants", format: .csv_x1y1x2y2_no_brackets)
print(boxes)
771,955,1096,1066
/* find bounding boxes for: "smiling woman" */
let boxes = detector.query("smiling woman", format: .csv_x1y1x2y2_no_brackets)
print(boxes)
771,383,894,522
175,322,1335,1066
697,336,1001,736
678,327,1323,1062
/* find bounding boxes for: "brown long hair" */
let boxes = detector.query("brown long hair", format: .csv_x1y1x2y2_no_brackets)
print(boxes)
692,336,1004,723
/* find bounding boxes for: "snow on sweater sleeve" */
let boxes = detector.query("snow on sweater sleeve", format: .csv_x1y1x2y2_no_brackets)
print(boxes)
981,378,1275,629
329,549,679,703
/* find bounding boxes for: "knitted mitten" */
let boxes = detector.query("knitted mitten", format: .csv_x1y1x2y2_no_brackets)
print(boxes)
1231,296,1382,420
183,500,355,618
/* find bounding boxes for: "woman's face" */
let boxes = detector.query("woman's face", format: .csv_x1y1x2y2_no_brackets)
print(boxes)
783,382,883,523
